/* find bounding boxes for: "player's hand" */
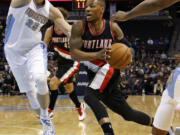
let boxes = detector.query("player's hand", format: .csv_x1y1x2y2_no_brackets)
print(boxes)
97,47,111,62
111,11,129,21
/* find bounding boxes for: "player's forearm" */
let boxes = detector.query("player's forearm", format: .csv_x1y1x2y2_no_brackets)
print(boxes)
126,0,178,20
70,49,98,61
54,18,71,38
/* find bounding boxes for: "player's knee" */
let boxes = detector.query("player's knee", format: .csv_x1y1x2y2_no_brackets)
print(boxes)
34,74,47,84
34,74,48,95
65,83,73,94
121,110,135,121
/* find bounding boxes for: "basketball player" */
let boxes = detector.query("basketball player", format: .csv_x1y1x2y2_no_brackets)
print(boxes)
4,0,71,134
70,0,153,134
44,7,86,121
111,0,180,21
150,54,180,135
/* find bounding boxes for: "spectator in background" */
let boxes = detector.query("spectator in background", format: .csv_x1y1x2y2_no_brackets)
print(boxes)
147,37,153,45
154,79,163,95
0,73,4,91
161,51,167,59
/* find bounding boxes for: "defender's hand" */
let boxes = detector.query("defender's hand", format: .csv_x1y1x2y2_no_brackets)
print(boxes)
111,11,129,21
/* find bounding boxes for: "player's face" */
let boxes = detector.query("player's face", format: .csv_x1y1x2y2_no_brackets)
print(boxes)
85,0,104,22
34,0,45,6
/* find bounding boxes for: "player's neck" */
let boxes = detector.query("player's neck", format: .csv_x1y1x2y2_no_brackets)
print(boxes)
90,19,104,34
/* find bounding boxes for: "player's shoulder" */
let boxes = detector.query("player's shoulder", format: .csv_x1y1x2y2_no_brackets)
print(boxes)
11,0,31,8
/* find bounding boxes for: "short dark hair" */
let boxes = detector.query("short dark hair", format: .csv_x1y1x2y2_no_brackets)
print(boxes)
97,0,106,9
58,7,69,19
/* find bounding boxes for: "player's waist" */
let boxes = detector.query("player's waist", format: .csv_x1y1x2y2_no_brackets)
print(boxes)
81,60,107,72
54,46,71,60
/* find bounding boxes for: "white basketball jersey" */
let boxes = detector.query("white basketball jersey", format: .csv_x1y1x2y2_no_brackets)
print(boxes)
4,0,50,51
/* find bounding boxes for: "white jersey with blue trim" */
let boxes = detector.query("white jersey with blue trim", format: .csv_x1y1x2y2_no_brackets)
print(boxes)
4,0,50,52
167,64,180,99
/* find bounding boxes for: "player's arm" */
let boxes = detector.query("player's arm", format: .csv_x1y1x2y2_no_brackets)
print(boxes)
44,26,52,47
111,0,179,21
49,5,71,38
70,21,108,61
111,22,124,41
11,0,30,8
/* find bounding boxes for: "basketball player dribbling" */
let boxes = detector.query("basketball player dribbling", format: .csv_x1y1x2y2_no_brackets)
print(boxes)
70,0,154,134
111,0,180,134
44,7,86,121
4,0,71,134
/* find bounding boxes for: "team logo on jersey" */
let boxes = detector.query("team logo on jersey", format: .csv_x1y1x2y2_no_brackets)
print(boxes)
83,39,112,49
25,8,48,24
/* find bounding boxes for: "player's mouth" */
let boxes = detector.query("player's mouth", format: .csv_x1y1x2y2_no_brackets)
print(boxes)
86,14,92,19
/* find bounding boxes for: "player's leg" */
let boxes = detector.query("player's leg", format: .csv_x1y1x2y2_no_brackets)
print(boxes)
4,47,40,115
9,66,41,115
48,76,60,118
102,70,153,127
65,82,86,121
84,87,114,135
152,90,177,135
28,43,55,134
103,89,152,126
59,61,86,120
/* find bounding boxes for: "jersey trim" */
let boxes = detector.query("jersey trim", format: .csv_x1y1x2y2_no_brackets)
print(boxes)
81,20,85,35
110,21,115,40
88,19,105,36
60,61,80,83
89,64,114,92
54,45,71,59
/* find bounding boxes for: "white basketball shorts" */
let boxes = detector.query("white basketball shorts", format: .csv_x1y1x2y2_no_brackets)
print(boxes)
4,42,48,93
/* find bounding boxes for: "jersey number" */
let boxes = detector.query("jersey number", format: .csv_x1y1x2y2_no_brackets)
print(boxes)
4,14,15,44
26,19,39,31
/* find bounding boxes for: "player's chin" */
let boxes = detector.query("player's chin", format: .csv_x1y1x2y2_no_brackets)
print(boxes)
86,16,93,22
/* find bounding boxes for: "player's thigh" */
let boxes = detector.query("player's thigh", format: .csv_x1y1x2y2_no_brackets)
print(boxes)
10,65,36,93
153,90,177,131
27,43,48,77
49,76,60,90
174,75,180,102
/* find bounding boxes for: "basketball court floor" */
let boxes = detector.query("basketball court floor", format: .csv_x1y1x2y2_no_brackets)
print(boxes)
0,95,179,135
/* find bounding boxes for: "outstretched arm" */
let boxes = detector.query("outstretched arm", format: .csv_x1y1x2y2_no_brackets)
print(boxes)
49,5,71,38
70,21,108,61
111,0,179,21
11,0,30,8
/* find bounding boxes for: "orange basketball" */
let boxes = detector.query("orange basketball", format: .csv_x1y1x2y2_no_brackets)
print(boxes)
108,43,132,70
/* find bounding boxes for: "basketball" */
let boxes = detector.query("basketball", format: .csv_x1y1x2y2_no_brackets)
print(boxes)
108,43,132,70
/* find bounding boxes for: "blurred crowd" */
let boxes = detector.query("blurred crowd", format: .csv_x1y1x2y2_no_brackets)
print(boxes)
0,19,175,96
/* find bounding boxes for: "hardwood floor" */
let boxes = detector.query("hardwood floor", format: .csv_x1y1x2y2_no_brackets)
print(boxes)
0,95,179,135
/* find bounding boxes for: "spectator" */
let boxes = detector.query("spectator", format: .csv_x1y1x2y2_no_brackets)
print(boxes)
154,79,163,95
